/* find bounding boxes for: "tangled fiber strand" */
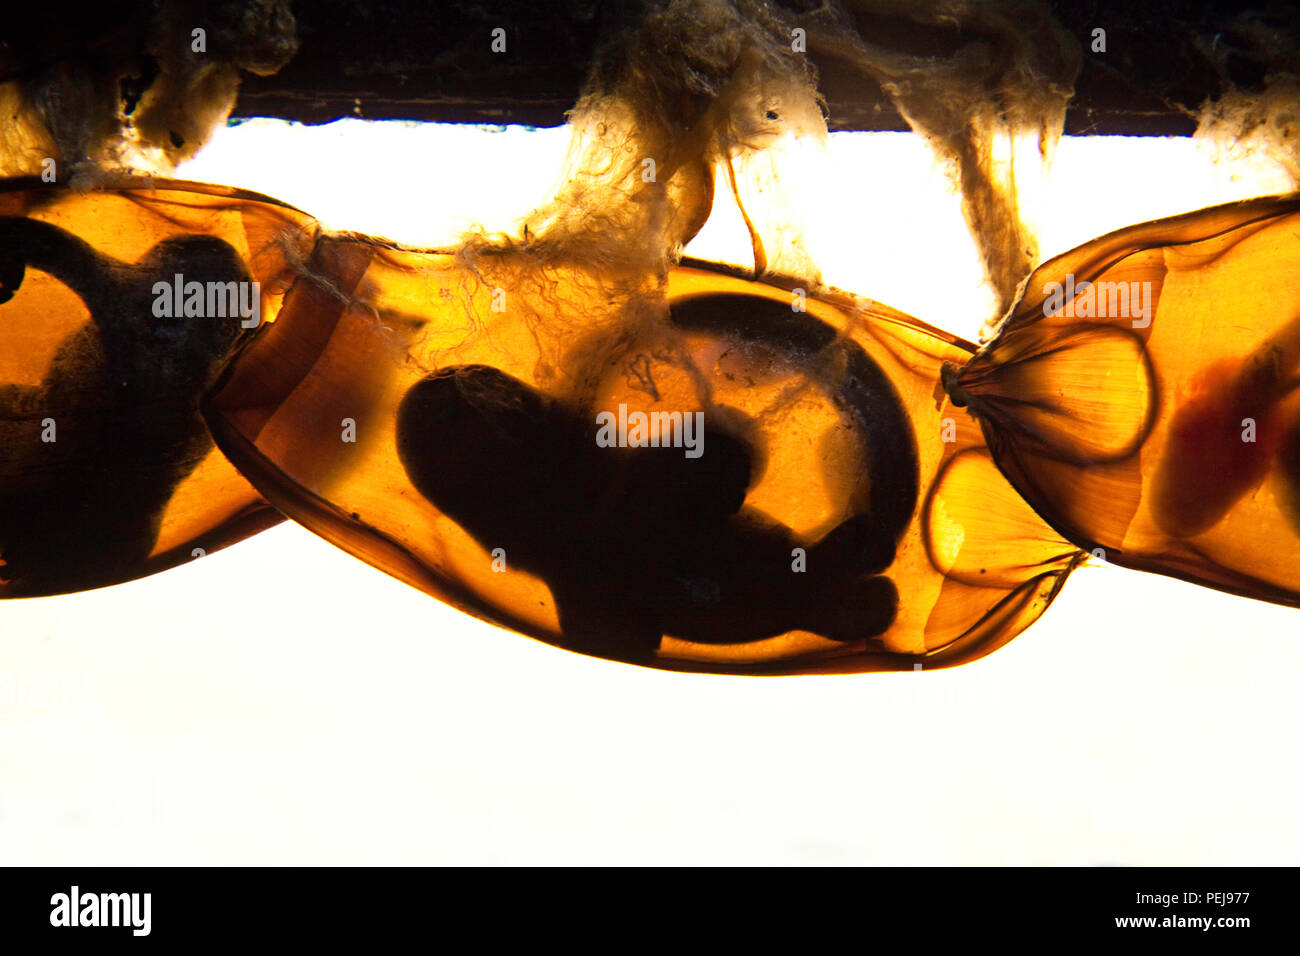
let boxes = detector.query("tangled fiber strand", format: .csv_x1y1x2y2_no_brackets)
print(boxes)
0,1,297,182
798,1,1080,334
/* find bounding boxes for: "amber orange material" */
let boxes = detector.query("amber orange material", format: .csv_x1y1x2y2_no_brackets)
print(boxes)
203,237,1080,673
954,194,1300,605
10,175,1300,675
0,179,317,596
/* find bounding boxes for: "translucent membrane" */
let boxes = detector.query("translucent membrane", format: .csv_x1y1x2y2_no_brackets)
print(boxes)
204,239,1081,673
955,193,1300,604
23,177,1299,673
0,180,316,596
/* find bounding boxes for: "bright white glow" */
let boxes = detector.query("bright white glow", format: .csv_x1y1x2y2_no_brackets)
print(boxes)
2,121,1298,865
179,118,1296,341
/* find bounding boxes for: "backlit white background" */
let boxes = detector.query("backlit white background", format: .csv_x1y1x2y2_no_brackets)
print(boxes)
1,120,1297,864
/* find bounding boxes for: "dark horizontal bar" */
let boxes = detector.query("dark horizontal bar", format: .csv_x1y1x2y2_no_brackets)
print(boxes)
4,1,1295,136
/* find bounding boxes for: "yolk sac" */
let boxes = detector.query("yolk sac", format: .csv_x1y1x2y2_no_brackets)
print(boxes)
1151,356,1286,539
1272,405,1300,536
951,193,1300,606
0,179,316,596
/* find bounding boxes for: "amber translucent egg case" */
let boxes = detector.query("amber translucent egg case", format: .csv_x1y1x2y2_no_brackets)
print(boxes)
4,178,1299,674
